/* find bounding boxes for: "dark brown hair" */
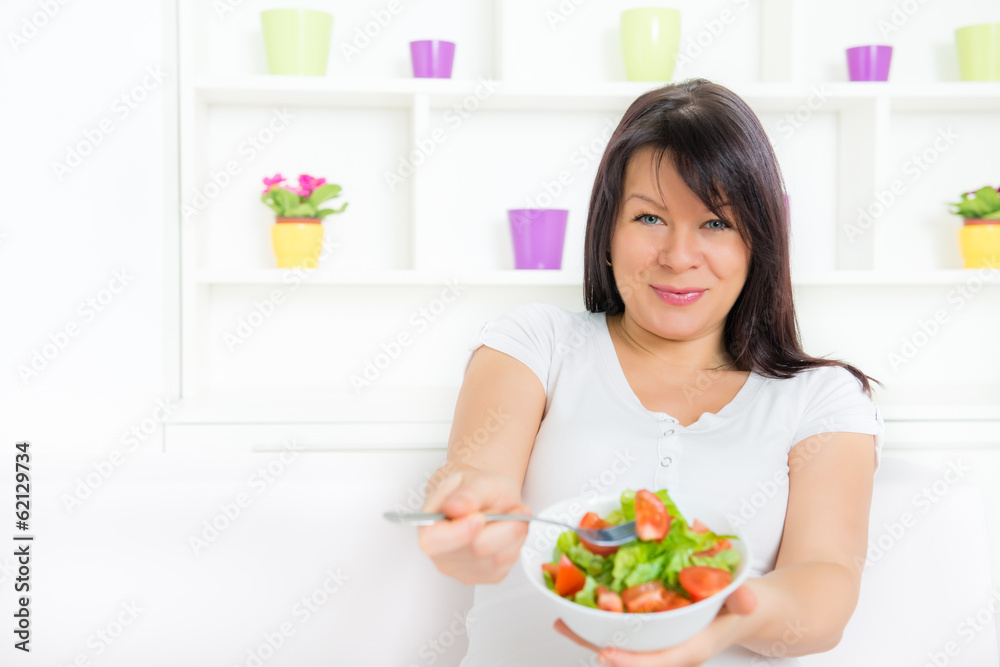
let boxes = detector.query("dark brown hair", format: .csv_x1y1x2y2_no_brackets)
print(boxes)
583,78,881,397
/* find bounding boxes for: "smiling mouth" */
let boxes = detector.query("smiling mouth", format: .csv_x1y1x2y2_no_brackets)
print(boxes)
651,286,706,305
651,287,707,295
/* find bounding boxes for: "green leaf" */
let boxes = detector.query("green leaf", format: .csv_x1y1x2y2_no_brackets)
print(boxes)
307,184,342,207
950,187,1000,218
622,559,666,588
543,568,556,592
315,201,349,218
283,203,317,218
555,530,580,560
260,190,283,214
654,488,686,528
610,542,651,591
974,187,1000,212
264,188,302,217
554,531,611,579
604,509,625,525
572,576,599,608
620,489,636,521
691,548,741,573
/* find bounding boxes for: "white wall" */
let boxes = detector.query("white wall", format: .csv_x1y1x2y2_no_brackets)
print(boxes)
0,0,167,458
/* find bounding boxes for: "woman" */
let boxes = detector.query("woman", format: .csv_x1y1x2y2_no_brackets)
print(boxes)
418,78,884,666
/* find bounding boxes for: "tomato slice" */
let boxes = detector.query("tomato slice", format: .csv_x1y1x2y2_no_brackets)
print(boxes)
621,581,695,612
621,581,669,612
662,589,693,610
635,490,671,541
555,554,587,597
579,511,619,556
542,562,559,582
679,566,733,602
694,538,732,558
691,518,732,557
596,585,624,613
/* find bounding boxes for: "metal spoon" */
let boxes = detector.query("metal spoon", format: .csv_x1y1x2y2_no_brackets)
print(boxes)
383,511,638,547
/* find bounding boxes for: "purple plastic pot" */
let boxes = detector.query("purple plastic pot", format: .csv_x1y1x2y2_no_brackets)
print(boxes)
508,209,568,270
846,45,893,81
409,40,455,78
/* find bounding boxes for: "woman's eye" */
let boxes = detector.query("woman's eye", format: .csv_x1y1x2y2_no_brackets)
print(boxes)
635,213,660,225
705,219,730,230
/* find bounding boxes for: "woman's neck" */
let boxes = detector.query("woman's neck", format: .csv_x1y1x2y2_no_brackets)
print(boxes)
608,312,735,373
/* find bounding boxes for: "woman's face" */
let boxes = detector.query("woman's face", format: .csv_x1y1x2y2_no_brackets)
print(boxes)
609,146,750,344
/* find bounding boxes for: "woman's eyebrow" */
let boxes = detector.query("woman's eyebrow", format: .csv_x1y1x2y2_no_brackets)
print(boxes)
625,192,668,209
625,192,732,217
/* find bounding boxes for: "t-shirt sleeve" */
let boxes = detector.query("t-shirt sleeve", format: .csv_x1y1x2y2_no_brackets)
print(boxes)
463,303,561,392
792,366,886,474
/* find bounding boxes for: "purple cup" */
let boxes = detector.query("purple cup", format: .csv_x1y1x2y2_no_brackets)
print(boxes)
508,209,568,270
409,40,455,78
846,45,892,81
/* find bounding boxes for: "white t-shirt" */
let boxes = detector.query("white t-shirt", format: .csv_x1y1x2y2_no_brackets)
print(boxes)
457,303,885,667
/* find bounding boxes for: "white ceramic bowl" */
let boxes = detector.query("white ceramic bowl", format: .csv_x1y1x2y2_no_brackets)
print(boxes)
519,491,752,652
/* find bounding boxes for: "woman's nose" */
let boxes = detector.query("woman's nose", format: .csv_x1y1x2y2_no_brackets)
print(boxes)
657,226,701,270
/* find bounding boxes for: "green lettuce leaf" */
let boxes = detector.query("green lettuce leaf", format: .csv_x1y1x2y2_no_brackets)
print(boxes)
554,531,612,581
604,509,625,525
620,489,636,521
691,548,741,572
573,576,599,608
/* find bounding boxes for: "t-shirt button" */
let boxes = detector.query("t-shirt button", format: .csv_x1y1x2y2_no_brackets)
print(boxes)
661,428,675,436
659,456,673,467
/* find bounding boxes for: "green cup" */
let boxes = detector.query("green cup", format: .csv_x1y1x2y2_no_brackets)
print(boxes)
261,9,333,76
620,8,681,82
955,22,1000,81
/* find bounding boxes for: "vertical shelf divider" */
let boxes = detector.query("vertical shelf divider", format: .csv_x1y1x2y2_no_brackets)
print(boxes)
164,0,181,405
870,95,892,272
178,0,211,399
178,0,197,398
411,92,431,271
835,96,887,270
759,0,801,83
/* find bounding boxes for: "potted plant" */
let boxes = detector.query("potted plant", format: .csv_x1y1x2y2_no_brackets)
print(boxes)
948,185,1000,269
261,173,348,268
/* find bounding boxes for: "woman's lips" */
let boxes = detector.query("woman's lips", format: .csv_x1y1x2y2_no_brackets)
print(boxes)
651,286,706,305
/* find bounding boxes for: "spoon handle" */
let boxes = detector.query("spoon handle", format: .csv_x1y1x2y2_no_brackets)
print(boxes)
383,511,567,529
383,511,447,526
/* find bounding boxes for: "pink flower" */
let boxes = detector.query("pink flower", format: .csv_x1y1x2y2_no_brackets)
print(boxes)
262,173,286,194
297,174,326,197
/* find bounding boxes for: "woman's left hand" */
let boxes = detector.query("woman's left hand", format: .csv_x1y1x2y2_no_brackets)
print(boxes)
553,585,758,667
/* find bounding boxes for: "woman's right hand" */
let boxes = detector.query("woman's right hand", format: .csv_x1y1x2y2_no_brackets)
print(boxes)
418,469,532,585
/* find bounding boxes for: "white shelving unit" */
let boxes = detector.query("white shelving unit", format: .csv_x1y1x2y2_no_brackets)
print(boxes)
168,0,1000,452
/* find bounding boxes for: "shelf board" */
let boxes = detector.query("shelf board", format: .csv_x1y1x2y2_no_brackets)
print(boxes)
165,387,460,424
191,76,1000,112
194,268,585,286
165,385,1000,426
192,268,998,287
791,269,1000,286
877,385,1000,422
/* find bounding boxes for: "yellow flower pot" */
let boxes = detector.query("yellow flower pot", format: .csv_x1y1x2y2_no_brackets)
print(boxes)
271,218,324,268
958,221,1000,269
